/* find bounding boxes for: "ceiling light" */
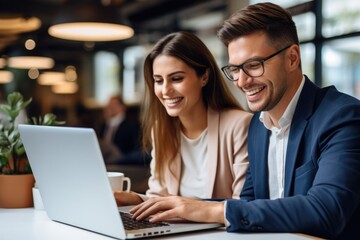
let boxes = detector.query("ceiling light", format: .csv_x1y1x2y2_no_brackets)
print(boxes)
0,17,41,34
25,39,36,50
48,2,134,42
52,82,78,94
8,56,54,69
7,44,54,69
37,71,66,85
0,70,13,84
28,68,39,79
65,65,77,81
0,58,6,68
49,22,134,41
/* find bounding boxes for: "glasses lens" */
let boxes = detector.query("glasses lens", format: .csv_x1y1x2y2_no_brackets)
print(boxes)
243,60,264,78
227,66,239,80
222,66,237,81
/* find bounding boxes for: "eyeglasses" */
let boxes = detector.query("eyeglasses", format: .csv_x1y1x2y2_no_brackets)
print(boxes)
221,45,291,81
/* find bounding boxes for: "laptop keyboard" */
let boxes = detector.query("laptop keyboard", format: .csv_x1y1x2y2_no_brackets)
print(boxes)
120,212,169,230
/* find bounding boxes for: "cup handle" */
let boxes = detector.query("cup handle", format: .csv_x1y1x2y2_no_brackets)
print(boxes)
123,177,131,192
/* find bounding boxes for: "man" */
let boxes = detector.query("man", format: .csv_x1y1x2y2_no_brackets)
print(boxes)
99,95,142,164
129,3,360,239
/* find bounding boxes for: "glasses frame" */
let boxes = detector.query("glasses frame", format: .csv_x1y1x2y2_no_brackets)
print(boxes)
221,45,292,81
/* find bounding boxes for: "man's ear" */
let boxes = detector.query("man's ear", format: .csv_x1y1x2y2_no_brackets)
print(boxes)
288,45,300,70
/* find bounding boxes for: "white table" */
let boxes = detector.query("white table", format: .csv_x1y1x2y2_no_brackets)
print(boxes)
0,208,318,240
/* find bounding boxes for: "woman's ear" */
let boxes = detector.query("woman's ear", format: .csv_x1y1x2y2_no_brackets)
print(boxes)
201,69,209,86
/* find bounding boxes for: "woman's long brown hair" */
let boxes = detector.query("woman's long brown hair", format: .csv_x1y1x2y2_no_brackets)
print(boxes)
142,31,243,183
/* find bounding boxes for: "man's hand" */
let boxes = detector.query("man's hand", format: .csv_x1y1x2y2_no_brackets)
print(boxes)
129,196,225,224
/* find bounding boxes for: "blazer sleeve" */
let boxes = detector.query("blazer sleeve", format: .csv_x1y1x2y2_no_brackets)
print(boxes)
238,166,255,201
229,111,253,199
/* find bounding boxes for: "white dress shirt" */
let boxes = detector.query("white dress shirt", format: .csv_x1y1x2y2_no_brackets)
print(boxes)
259,76,305,199
224,76,305,226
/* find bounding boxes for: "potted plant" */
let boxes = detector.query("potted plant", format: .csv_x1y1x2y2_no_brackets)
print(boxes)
0,92,65,208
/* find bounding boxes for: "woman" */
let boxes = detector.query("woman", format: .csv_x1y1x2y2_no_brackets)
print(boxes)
115,31,252,205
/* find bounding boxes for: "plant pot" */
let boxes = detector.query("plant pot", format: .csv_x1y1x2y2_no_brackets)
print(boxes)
0,174,35,208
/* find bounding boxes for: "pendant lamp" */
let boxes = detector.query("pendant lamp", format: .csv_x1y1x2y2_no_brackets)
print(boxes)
7,51,55,70
0,70,13,84
0,17,41,35
0,58,6,68
37,71,66,86
7,45,54,69
48,1,134,42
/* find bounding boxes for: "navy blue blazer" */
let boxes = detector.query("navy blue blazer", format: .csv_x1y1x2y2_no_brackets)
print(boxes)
226,77,360,239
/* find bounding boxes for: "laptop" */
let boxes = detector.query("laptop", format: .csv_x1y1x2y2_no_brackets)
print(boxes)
19,124,223,239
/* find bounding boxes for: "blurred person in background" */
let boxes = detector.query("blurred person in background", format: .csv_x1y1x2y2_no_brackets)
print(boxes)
99,95,144,164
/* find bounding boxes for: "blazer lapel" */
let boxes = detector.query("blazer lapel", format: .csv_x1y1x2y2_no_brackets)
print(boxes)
253,119,270,199
284,77,317,196
206,108,219,197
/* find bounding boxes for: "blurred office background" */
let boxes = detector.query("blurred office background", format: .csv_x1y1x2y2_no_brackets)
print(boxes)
0,0,359,126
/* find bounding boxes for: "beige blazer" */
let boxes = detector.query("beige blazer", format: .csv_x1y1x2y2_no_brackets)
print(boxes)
141,107,252,200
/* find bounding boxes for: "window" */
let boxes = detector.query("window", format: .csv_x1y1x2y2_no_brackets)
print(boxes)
323,37,360,99
300,43,315,81
322,0,360,37
94,51,120,105
122,46,147,104
293,12,315,42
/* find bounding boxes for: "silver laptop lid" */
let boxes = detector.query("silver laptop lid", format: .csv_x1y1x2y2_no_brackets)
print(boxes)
19,124,126,239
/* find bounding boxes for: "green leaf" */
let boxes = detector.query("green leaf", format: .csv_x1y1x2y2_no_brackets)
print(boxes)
0,91,64,174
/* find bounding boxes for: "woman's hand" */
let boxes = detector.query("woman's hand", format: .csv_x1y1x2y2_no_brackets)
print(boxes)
114,191,143,206
129,196,225,224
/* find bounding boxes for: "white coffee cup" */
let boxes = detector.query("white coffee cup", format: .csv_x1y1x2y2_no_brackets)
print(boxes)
33,183,44,210
107,172,131,192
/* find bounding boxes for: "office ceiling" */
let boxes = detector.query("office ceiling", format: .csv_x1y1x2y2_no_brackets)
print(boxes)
0,0,226,67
